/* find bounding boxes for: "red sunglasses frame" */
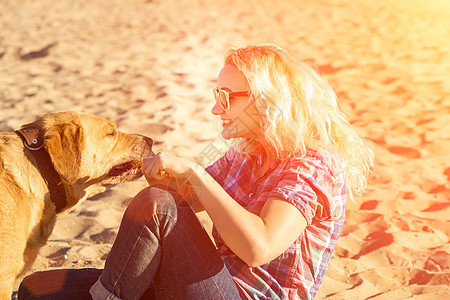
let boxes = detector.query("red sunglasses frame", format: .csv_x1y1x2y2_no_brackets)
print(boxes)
213,87,251,111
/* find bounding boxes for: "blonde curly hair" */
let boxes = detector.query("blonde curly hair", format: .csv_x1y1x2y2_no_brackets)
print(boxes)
224,44,374,200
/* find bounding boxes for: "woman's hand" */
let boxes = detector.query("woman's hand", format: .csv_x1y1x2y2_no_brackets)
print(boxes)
141,152,195,183
141,152,204,211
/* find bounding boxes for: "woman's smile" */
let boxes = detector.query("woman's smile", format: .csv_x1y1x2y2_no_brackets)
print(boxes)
222,119,232,127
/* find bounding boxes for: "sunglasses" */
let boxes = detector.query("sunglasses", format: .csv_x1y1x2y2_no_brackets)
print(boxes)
213,87,251,111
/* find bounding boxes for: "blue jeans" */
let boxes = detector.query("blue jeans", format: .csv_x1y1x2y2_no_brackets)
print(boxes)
18,186,241,300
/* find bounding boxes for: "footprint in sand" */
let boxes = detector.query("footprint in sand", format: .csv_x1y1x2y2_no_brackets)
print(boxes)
409,268,450,285
387,146,421,158
351,231,394,260
132,99,146,108
423,201,450,212
19,42,58,61
359,200,379,210
90,228,117,244
444,167,450,180
156,86,168,99
46,247,70,268
145,123,175,137
424,251,450,272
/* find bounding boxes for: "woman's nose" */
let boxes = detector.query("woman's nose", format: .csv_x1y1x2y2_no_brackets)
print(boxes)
211,101,225,115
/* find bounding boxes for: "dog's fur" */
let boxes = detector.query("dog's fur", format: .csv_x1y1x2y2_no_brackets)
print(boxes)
0,111,152,298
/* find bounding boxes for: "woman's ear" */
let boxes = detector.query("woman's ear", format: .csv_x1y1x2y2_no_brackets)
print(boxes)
44,122,85,185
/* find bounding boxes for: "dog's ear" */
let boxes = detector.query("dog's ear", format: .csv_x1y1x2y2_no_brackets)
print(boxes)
44,121,85,185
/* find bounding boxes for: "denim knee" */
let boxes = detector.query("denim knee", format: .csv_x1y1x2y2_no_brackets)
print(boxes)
125,185,180,227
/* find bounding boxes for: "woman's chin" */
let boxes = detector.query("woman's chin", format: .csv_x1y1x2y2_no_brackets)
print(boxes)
220,126,232,139
221,131,233,140
221,130,255,141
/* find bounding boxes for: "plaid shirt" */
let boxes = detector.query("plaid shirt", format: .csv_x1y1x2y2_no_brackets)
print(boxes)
205,149,347,299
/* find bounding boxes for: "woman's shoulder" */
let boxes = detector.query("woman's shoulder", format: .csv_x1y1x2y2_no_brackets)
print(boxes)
286,149,344,179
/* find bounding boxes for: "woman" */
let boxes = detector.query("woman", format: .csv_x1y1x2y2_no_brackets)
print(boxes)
18,45,374,299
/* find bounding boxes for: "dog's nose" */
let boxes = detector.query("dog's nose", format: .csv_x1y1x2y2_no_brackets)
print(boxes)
139,136,154,157
143,136,153,148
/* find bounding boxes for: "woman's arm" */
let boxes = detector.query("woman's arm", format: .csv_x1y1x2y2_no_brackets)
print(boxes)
189,166,307,267
142,152,307,267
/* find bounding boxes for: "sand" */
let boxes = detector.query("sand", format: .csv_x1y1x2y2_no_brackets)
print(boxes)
1,0,449,298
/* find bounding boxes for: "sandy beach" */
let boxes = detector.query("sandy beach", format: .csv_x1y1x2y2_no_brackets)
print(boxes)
1,0,449,298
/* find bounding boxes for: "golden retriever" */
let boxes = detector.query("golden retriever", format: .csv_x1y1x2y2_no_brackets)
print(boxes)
0,111,153,299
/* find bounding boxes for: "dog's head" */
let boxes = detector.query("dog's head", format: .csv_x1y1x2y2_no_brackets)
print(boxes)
23,111,153,211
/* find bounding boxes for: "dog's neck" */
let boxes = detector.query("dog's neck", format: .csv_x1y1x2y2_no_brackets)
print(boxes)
15,128,67,213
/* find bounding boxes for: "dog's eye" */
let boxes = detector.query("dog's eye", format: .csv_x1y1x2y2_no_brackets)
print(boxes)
107,130,118,137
